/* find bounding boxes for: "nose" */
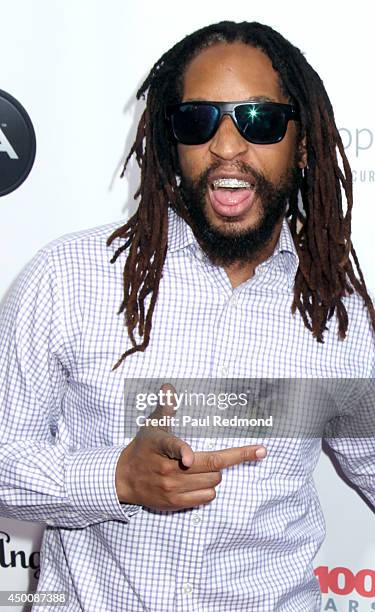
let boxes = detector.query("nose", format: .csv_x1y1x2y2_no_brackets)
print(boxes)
208,114,249,160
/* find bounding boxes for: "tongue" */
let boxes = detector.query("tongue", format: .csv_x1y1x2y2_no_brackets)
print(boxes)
213,188,252,206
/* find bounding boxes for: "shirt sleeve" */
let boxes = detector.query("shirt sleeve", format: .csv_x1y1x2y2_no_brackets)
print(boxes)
323,377,375,508
0,248,140,528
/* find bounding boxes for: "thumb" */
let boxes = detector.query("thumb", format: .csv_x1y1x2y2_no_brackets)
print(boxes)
158,431,195,468
158,383,178,415
147,383,178,431
144,383,194,467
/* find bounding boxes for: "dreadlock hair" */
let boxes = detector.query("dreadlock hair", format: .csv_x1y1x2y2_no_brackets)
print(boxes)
107,20,375,370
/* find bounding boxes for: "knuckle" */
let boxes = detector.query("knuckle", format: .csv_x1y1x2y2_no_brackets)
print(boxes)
158,463,168,478
168,494,180,508
160,477,174,494
242,448,254,461
207,454,222,472
238,449,247,462
162,435,179,458
158,461,173,477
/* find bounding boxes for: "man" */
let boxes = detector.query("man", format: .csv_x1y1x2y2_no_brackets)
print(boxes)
0,20,374,612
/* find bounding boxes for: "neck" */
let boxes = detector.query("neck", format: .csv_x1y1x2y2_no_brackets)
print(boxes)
224,219,283,289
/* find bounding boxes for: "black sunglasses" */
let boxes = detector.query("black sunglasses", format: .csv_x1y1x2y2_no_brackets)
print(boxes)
165,101,299,145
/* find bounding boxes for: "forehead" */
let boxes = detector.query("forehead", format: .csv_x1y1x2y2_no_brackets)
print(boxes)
181,42,286,103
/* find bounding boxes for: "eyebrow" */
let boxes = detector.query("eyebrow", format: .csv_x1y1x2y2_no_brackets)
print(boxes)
183,95,279,103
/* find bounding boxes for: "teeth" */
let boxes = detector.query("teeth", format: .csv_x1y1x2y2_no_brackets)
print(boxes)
212,178,253,190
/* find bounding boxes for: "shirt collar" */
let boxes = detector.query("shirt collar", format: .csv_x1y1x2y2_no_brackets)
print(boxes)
255,217,299,289
167,207,197,252
275,216,298,258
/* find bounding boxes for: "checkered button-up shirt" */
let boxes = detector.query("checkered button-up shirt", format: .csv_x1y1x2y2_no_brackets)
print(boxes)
0,208,374,611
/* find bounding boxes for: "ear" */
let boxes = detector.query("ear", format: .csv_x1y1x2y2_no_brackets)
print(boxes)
297,135,307,169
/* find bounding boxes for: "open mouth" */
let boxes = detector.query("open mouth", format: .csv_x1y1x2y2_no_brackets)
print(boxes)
208,177,256,217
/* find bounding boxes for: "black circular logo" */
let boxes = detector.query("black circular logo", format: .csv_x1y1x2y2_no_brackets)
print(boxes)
0,89,36,197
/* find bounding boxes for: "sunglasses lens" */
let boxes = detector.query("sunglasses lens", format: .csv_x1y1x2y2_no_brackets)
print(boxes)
171,104,220,144
235,104,287,144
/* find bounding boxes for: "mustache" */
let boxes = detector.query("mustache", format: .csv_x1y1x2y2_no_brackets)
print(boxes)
182,160,269,197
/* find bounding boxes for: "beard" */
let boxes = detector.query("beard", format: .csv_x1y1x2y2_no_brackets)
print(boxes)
178,158,301,266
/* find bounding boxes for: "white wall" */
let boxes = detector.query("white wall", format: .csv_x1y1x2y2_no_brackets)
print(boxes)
0,1,374,610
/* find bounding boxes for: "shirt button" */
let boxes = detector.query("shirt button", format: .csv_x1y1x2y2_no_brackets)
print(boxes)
182,582,193,594
220,366,228,376
205,440,215,450
191,512,201,526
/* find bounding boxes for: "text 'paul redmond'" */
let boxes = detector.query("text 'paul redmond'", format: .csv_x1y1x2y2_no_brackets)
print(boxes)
136,415,274,428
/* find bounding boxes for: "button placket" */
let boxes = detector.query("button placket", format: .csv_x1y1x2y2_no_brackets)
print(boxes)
231,291,241,308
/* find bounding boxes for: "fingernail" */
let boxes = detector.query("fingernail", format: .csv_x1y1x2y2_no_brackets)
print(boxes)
255,447,267,459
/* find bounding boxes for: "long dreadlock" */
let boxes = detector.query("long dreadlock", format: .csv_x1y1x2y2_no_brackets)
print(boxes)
107,20,375,370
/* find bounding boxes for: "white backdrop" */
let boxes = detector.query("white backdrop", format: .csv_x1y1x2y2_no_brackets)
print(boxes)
0,1,374,611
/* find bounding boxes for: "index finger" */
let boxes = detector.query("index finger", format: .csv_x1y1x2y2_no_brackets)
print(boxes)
188,444,267,473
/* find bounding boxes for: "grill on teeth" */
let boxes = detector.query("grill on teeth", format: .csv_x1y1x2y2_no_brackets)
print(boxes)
212,178,252,189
